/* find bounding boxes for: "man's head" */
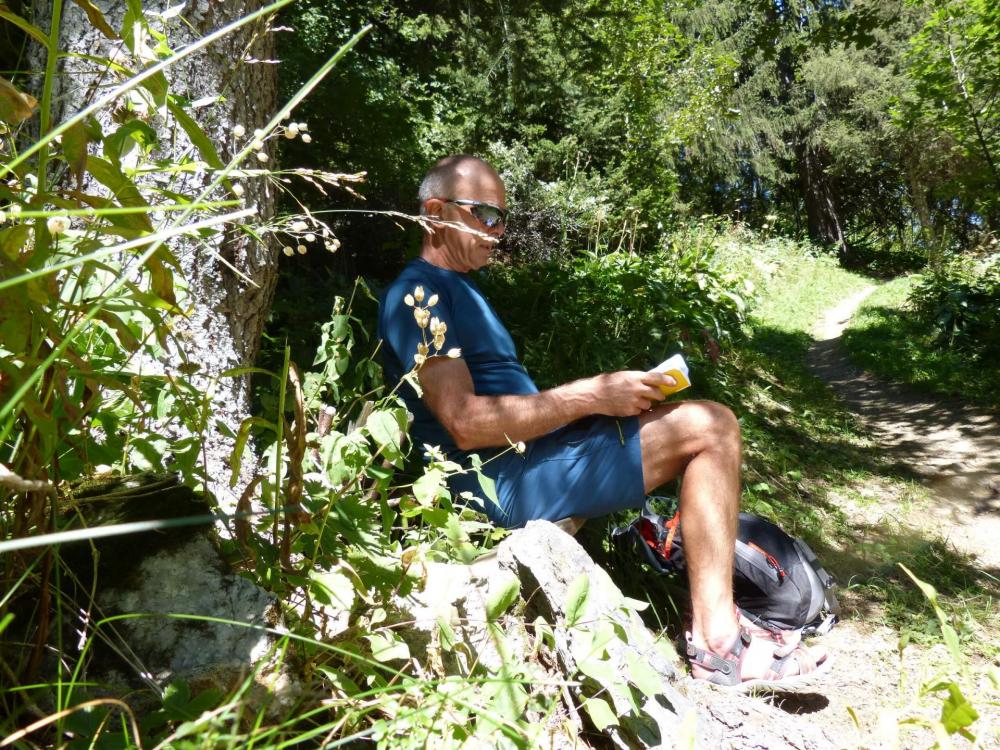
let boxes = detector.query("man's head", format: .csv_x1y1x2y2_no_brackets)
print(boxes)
418,155,506,272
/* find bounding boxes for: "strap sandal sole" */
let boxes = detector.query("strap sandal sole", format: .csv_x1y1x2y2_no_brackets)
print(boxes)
687,627,832,694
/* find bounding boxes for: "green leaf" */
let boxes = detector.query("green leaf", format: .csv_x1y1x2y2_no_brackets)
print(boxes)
229,416,275,487
366,632,410,663
941,623,963,664
476,470,500,506
577,655,618,687
310,567,357,612
582,697,618,731
70,0,119,39
85,155,153,231
104,120,158,165
485,575,520,621
366,408,404,462
437,617,457,652
412,467,445,507
0,224,31,260
564,572,590,628
168,98,224,169
626,652,663,699
0,10,49,50
939,683,979,734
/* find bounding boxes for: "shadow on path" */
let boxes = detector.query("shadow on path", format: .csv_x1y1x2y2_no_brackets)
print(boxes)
807,287,1000,569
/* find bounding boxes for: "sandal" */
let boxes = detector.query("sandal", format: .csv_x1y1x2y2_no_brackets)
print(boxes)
686,626,831,693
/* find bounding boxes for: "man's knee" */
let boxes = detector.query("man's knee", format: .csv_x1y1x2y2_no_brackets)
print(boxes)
680,400,741,451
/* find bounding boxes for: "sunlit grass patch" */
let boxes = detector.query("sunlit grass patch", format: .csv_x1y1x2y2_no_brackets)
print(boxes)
842,275,1000,409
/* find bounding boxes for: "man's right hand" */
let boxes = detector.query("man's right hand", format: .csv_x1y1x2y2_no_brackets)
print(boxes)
580,370,676,417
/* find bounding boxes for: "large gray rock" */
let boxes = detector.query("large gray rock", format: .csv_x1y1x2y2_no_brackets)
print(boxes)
392,520,841,750
97,533,285,700
497,520,719,750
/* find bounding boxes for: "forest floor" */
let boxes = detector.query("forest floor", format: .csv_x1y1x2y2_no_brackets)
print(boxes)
764,286,1000,749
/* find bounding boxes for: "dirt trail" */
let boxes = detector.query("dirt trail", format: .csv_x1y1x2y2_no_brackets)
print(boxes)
806,286,1000,570
732,287,1000,750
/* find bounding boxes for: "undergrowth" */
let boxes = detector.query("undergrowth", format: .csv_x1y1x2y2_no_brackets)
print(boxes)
843,275,1000,409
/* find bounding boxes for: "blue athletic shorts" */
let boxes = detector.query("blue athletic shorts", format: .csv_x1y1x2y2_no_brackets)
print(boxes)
448,415,646,528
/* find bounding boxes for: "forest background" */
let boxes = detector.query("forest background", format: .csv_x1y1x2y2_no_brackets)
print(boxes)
1,0,999,747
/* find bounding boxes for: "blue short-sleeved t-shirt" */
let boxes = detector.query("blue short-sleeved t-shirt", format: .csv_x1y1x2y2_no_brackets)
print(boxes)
378,258,539,453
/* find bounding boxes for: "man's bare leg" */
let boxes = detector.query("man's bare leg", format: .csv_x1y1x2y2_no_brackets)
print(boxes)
638,400,742,652
638,400,827,681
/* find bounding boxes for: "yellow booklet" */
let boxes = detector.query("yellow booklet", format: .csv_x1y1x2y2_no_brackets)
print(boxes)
654,353,691,396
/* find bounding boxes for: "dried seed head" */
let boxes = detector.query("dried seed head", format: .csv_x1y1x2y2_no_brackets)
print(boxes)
256,151,268,162
300,133,312,144
426,293,439,307
291,220,308,232
413,353,426,366
231,183,245,197
413,285,425,303
282,246,294,256
296,244,307,254
446,348,462,358
404,293,415,307
233,124,246,138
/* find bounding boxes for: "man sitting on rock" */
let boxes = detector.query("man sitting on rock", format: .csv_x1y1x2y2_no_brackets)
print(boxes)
378,154,829,690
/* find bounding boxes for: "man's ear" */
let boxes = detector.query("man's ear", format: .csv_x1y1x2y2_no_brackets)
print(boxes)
423,198,444,219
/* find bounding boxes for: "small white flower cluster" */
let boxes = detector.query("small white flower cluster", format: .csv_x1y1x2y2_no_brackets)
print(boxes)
282,121,311,143
402,285,461,365
280,217,341,257
233,117,311,165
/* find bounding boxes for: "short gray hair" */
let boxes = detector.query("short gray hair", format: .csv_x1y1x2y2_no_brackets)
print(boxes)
417,154,495,214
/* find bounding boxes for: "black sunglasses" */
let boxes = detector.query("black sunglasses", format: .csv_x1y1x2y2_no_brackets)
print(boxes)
446,199,508,229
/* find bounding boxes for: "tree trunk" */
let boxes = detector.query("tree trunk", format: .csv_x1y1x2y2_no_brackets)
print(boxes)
904,153,938,267
32,0,279,517
797,142,848,260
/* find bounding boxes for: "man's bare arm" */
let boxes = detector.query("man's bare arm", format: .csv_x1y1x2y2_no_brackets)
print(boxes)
419,357,674,450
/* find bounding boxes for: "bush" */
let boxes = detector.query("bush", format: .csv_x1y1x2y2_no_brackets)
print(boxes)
909,250,1000,364
481,228,752,390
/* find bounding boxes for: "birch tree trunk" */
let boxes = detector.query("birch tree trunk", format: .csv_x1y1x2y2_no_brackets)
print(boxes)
33,0,279,516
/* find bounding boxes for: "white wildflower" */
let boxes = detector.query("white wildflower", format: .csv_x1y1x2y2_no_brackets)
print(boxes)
46,215,69,236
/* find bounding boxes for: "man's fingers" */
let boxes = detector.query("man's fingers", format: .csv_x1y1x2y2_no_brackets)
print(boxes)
643,370,677,389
